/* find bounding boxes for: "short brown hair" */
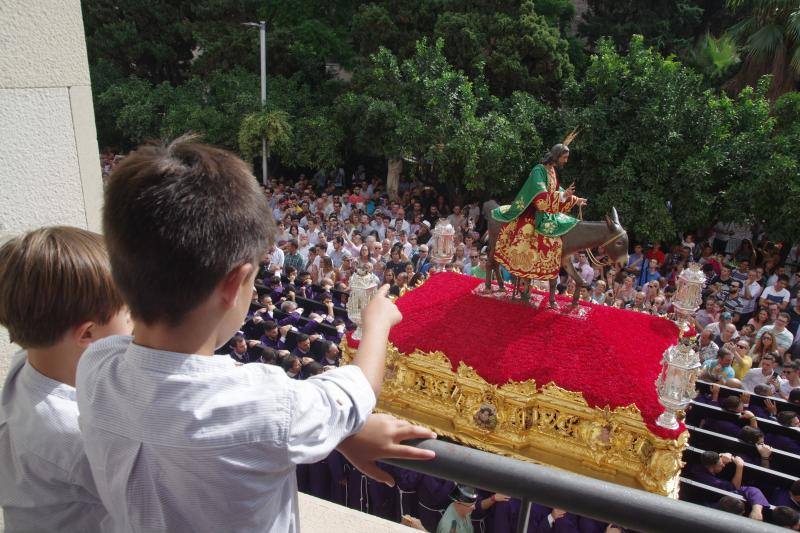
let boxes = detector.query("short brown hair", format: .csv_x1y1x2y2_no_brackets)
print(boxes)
103,135,274,325
0,227,124,348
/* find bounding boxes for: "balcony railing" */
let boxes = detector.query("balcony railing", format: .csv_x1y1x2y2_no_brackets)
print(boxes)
384,439,785,533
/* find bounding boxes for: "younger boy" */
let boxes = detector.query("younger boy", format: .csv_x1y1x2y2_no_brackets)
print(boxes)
0,227,131,531
77,136,435,532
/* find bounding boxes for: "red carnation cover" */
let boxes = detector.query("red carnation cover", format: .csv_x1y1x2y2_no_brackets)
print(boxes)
368,273,684,440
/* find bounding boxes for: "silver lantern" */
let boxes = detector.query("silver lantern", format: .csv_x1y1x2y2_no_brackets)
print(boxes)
430,218,455,272
655,340,701,430
672,263,707,333
655,263,705,430
346,264,379,340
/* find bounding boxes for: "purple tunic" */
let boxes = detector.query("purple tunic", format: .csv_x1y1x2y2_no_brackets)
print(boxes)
326,450,348,506
771,488,800,510
765,432,800,455
702,417,743,438
259,334,285,350
686,464,770,506
533,511,580,533
393,467,422,519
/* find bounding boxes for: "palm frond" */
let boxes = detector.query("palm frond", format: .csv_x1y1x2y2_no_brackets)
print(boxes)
787,9,800,42
790,43,800,74
744,23,785,58
728,16,760,42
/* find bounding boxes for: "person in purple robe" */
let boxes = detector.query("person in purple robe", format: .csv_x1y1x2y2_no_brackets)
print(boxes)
765,411,800,455
259,320,287,350
267,275,285,302
291,333,314,359
307,457,331,501
326,450,349,506
228,334,250,364
347,464,370,513
533,508,580,533
323,319,347,345
702,395,757,438
317,340,341,367
393,466,422,522
490,498,551,533
685,451,770,519
737,426,774,467
295,272,314,300
367,464,397,520
771,480,800,512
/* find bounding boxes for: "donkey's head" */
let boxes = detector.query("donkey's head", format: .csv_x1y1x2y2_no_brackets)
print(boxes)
604,207,629,268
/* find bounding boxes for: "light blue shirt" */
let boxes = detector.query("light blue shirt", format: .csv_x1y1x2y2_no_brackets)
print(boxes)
0,351,108,532
76,335,375,532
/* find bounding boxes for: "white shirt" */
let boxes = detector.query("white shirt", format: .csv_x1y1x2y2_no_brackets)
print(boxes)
761,286,790,306
742,367,782,393
0,351,109,532
270,246,285,268
573,261,595,285
76,336,375,533
741,281,763,313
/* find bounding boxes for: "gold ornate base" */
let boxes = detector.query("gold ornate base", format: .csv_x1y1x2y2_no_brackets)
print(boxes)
342,341,687,496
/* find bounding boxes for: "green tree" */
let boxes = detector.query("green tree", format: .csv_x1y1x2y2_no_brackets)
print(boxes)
335,39,553,199
579,0,709,55
725,0,800,98
238,109,293,181
566,36,800,242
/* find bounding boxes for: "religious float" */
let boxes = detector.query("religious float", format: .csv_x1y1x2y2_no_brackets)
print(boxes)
343,270,705,497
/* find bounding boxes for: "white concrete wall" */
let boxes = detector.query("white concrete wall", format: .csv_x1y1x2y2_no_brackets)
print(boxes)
0,0,104,479
0,0,103,237
298,493,411,532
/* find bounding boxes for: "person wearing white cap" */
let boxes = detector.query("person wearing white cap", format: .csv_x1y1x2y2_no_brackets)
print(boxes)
418,220,433,245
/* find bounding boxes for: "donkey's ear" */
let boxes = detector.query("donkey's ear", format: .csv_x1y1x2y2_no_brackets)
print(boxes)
612,206,620,226
605,214,614,228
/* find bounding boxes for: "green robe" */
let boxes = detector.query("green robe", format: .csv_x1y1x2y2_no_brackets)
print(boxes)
491,164,579,237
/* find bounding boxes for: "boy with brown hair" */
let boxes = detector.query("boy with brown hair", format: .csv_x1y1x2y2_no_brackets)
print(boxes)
77,136,435,532
0,226,132,531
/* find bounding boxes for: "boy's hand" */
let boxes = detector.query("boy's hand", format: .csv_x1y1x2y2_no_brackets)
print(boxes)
361,285,402,331
337,413,436,487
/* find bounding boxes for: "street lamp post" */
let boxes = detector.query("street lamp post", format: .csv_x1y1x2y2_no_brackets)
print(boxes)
244,21,268,186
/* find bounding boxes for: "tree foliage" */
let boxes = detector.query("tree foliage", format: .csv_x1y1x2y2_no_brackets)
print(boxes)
725,0,800,98
579,0,707,55
565,37,800,241
83,0,800,241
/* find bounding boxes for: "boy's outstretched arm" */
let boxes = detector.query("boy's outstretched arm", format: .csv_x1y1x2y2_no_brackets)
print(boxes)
337,413,436,487
351,284,402,397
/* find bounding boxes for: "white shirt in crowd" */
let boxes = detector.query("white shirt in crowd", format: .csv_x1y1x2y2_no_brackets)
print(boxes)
390,217,410,234
572,261,595,286
0,351,109,532
741,280,763,314
76,335,375,533
761,285,790,306
742,367,783,394
270,246,285,268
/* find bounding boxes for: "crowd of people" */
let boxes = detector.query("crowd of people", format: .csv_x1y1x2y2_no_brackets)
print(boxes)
214,166,800,529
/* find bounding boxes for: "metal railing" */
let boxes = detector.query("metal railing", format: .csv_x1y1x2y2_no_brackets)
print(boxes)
384,439,785,533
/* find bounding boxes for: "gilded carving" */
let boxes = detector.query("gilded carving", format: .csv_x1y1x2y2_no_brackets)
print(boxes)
340,340,686,496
